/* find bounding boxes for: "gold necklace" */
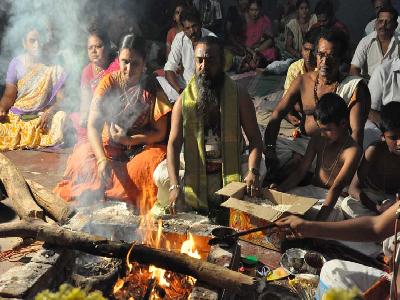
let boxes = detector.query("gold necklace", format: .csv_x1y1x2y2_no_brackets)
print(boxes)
321,135,349,186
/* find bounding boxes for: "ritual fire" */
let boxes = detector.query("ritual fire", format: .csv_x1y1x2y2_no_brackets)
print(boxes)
113,217,202,299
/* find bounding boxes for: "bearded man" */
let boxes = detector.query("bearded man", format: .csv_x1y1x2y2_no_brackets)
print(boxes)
151,36,264,216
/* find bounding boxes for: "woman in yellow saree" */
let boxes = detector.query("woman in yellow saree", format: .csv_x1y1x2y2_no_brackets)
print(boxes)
0,24,67,150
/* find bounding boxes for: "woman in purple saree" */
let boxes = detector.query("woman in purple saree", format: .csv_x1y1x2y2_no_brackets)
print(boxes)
0,24,67,150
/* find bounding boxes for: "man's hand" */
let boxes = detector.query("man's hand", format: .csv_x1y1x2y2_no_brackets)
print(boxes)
286,113,301,126
275,215,309,239
97,159,112,187
376,199,398,214
110,123,127,145
244,171,260,197
269,183,280,191
316,205,332,221
168,186,184,215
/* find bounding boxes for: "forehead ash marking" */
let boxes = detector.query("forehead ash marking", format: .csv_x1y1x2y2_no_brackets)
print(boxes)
196,48,211,58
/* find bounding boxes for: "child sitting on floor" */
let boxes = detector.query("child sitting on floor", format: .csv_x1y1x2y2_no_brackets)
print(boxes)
341,102,400,219
272,93,361,221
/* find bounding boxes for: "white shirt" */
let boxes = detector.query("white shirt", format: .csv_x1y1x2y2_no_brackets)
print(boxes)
164,28,216,84
368,57,400,111
364,17,400,36
351,31,400,77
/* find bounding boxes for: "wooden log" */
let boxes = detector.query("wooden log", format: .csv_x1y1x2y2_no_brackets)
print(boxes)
26,179,75,224
0,153,43,220
0,220,264,295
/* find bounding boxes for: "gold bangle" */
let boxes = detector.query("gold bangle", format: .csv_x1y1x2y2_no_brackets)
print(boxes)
97,158,108,166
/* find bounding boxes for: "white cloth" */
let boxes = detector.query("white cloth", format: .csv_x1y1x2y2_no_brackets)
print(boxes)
341,189,395,219
164,28,216,84
316,259,387,300
351,31,400,77
363,119,382,149
285,15,318,53
368,57,400,111
288,185,345,222
151,155,267,218
364,17,400,36
156,76,180,103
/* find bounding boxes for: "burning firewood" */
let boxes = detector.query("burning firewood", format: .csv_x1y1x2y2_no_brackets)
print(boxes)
0,220,265,295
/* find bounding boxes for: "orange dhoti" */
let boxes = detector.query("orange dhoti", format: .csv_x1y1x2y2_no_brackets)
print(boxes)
54,139,166,214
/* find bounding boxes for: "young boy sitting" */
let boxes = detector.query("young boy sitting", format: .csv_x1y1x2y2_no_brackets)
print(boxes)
272,93,362,221
341,102,400,219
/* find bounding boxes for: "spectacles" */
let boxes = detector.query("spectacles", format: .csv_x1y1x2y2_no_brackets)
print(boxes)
316,51,338,61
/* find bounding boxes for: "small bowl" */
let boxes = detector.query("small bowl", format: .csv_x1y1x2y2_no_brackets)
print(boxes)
209,227,237,248
304,251,326,275
286,248,306,272
211,227,237,238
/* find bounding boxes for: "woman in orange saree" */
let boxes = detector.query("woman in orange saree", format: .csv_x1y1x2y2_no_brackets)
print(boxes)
54,34,172,214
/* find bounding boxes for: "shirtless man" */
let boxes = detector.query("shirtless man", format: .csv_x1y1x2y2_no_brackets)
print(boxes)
276,201,400,297
273,93,361,220
264,29,370,178
342,102,400,218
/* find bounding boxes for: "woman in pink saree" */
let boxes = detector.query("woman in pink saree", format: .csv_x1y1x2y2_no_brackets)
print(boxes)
245,0,279,67
70,26,119,143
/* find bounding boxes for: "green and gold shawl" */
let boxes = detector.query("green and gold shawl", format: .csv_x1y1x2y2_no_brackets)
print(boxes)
182,74,241,212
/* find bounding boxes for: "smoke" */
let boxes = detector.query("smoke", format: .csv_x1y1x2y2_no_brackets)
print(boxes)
0,0,164,220
1,0,93,113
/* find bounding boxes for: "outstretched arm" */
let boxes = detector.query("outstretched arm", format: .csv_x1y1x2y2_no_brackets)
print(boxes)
164,35,184,93
87,95,110,185
239,87,262,194
276,201,399,242
264,75,302,146
167,96,184,213
264,75,302,175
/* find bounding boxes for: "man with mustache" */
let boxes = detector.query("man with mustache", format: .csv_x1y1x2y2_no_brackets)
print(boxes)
163,7,216,98
350,5,399,78
264,29,370,180
152,36,264,216
365,0,400,36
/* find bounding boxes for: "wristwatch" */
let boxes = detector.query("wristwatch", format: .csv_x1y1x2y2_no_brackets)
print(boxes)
169,184,181,192
249,167,260,176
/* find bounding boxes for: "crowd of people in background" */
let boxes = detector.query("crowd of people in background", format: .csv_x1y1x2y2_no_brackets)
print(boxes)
3,0,400,298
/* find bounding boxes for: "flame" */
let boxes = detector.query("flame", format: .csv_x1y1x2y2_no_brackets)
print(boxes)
126,242,135,273
180,233,201,259
113,278,125,294
149,265,170,287
113,213,201,299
